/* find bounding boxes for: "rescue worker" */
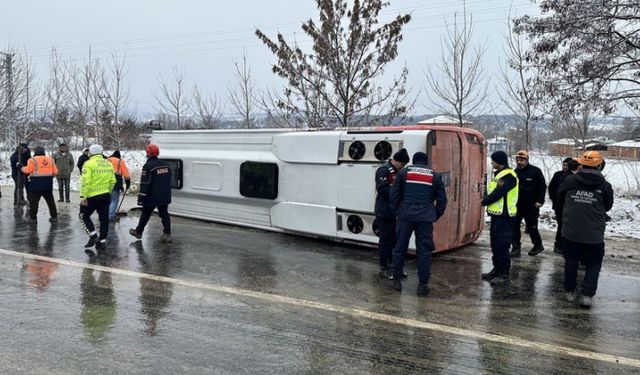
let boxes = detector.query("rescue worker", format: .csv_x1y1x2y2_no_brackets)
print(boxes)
481,150,519,286
20,146,58,222
374,148,409,279
53,143,74,202
10,143,31,206
556,151,613,308
389,152,447,296
548,157,579,254
77,147,90,173
107,150,131,222
80,144,116,251
129,144,173,243
511,150,547,257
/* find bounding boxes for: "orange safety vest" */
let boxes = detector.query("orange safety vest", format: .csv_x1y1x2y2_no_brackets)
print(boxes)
108,157,130,179
22,155,58,177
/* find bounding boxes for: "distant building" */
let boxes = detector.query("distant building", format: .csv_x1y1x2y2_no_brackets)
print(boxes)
608,139,640,160
548,137,615,157
487,137,510,154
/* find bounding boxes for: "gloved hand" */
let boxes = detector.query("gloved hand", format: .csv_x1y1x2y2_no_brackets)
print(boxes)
137,195,144,206
16,163,23,168
125,180,131,190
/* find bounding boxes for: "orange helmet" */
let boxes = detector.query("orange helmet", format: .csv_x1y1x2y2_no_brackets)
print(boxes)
576,151,604,168
514,150,529,160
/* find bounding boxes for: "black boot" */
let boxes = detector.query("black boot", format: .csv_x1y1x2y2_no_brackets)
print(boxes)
416,283,430,297
510,244,521,258
378,268,392,280
481,268,498,281
392,279,402,291
84,234,98,248
95,239,106,251
490,274,510,286
528,245,545,256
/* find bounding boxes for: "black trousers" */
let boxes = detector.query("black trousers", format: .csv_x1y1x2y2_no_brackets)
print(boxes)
28,190,58,220
376,217,396,269
57,178,71,201
390,220,434,284
554,210,563,248
513,208,543,247
563,238,605,297
490,215,513,275
136,205,171,235
13,176,27,205
80,193,111,240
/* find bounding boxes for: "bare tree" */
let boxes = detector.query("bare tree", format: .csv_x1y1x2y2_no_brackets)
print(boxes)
100,53,130,148
192,84,222,129
0,47,37,149
228,52,259,128
67,49,101,148
155,65,190,130
43,48,70,148
426,6,488,127
256,0,412,128
498,17,539,150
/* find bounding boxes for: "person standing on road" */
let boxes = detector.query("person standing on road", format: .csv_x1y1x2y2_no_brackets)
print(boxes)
374,148,409,279
107,150,131,222
481,150,519,286
511,150,547,257
80,145,116,252
77,148,90,174
129,144,173,243
557,151,613,309
10,143,31,206
20,146,58,222
53,143,74,203
548,157,579,254
388,152,447,297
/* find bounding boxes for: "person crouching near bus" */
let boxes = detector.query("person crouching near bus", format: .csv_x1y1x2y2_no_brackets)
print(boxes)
129,144,173,243
20,146,59,222
107,150,131,222
374,148,409,279
481,151,519,286
556,151,613,308
388,152,447,297
80,145,116,251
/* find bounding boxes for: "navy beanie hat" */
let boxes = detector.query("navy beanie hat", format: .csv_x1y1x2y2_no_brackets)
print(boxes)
412,152,428,165
393,148,410,163
491,150,509,166
34,146,45,156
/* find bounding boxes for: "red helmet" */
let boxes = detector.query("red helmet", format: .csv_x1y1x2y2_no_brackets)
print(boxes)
146,144,160,157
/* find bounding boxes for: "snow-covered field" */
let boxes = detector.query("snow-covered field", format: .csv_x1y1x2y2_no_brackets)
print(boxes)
495,152,640,240
1,148,638,240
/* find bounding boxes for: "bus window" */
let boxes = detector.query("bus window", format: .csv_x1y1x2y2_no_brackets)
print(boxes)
240,161,279,199
161,159,183,189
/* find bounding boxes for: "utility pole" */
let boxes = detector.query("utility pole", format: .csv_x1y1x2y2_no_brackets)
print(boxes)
1,51,24,205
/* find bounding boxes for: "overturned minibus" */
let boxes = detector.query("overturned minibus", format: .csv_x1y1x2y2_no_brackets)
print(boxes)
151,125,486,253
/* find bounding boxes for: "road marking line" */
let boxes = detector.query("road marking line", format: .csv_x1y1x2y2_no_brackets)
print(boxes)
1,247,639,368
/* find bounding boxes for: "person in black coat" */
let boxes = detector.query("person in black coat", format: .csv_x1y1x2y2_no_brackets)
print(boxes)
77,148,90,173
511,150,547,257
374,148,409,279
10,143,31,206
547,157,579,254
129,144,173,243
556,151,613,308
388,152,447,296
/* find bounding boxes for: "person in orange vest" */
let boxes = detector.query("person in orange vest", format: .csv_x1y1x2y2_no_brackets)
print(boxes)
20,146,58,222
107,150,131,222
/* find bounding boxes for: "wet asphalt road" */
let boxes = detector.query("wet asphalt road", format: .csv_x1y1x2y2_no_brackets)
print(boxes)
0,187,639,374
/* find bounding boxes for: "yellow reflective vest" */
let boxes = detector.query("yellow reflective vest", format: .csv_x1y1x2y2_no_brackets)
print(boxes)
80,155,116,199
487,168,519,216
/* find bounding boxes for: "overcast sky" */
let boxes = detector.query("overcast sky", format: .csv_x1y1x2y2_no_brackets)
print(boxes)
1,0,538,116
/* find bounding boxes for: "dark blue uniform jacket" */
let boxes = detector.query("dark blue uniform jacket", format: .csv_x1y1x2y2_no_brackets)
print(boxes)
390,163,447,222
138,157,172,207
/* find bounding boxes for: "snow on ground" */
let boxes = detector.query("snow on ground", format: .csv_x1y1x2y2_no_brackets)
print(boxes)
491,152,640,240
